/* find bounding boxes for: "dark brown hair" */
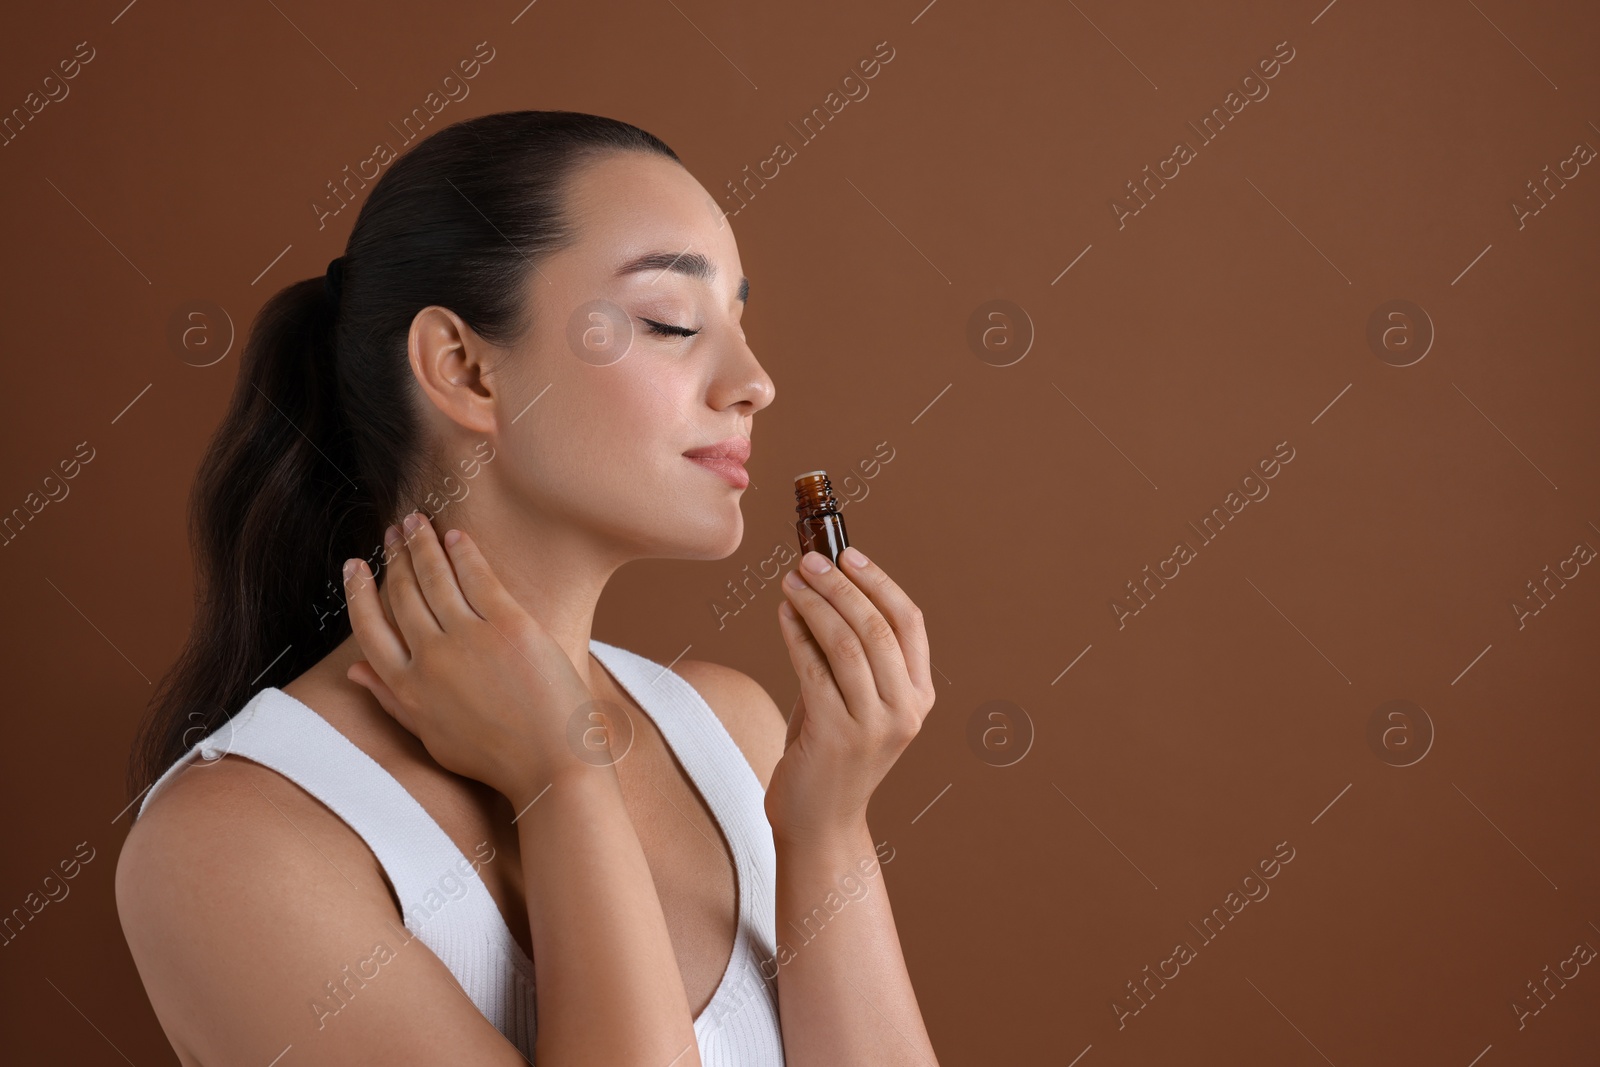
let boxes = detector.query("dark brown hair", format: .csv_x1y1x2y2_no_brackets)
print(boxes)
127,110,680,800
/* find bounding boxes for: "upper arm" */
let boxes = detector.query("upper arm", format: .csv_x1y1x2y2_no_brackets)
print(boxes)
115,757,527,1066
676,660,789,791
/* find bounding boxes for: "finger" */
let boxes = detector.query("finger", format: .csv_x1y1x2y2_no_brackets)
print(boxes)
386,518,444,639
790,551,911,707
399,511,474,627
346,659,412,733
441,528,519,623
374,528,406,649
344,559,408,679
776,599,847,726
376,570,405,651
781,562,885,723
836,545,933,700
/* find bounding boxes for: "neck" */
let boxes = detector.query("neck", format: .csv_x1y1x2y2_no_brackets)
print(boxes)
366,491,633,696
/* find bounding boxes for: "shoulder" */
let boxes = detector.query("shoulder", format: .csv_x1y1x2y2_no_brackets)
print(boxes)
116,754,520,1063
119,754,332,900
119,751,386,908
115,757,391,1053
116,751,394,947
673,659,789,791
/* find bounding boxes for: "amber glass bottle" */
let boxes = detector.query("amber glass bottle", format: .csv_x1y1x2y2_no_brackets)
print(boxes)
793,470,850,566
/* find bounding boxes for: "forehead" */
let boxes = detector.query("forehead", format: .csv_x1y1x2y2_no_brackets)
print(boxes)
561,151,736,270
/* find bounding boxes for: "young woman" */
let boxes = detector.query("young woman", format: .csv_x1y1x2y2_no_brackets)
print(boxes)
115,110,939,1066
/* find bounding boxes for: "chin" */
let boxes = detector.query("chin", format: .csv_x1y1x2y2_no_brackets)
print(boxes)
677,513,745,561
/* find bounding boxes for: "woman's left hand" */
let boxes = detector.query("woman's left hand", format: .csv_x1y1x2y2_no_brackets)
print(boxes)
766,546,935,850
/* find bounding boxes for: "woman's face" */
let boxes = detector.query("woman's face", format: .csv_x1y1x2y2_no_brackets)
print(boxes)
498,149,775,562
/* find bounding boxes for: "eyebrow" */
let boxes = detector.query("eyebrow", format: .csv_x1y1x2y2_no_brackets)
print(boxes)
614,249,749,303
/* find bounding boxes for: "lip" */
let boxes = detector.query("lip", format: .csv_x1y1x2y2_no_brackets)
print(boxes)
683,436,751,489
685,454,750,489
683,436,752,463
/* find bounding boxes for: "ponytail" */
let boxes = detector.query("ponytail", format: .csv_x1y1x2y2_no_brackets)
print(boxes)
127,110,681,799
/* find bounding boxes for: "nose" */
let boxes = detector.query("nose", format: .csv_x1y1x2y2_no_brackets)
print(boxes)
713,327,775,416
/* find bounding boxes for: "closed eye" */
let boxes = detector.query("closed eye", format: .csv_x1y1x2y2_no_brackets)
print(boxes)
640,317,700,338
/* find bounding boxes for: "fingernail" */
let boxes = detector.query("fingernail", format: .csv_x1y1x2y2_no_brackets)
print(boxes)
784,568,806,589
384,525,401,547
403,513,423,534
444,529,462,548
841,546,869,568
802,551,832,574
342,559,357,580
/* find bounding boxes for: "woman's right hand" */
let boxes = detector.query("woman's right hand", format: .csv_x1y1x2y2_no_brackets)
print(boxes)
341,511,601,803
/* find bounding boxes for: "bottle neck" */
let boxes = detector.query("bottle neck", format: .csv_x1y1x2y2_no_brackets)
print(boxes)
793,473,840,517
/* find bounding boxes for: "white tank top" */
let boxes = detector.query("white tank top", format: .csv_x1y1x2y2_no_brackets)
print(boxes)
137,638,787,1065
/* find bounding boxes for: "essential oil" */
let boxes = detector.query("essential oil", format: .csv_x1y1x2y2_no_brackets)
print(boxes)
793,470,850,566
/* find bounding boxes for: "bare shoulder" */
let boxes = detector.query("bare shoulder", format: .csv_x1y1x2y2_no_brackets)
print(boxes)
674,659,789,791
118,753,387,917
116,754,522,1064
118,753,371,915
115,756,385,1057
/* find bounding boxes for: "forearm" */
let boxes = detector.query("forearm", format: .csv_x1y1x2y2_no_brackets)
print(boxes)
772,820,938,1066
513,770,701,1067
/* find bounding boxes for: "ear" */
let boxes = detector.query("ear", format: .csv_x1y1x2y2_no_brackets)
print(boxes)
407,305,499,437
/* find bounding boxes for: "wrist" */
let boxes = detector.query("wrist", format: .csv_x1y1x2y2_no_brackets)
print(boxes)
771,814,874,859
501,757,620,816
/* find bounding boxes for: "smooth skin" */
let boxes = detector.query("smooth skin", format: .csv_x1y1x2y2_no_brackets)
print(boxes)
116,148,939,1066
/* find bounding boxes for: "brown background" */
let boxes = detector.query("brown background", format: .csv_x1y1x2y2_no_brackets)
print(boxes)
2,0,1597,1063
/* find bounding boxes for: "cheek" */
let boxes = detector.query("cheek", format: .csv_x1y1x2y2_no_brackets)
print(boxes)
602,359,700,448
524,363,696,489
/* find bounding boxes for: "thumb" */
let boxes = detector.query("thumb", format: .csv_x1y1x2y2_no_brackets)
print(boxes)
347,660,409,732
